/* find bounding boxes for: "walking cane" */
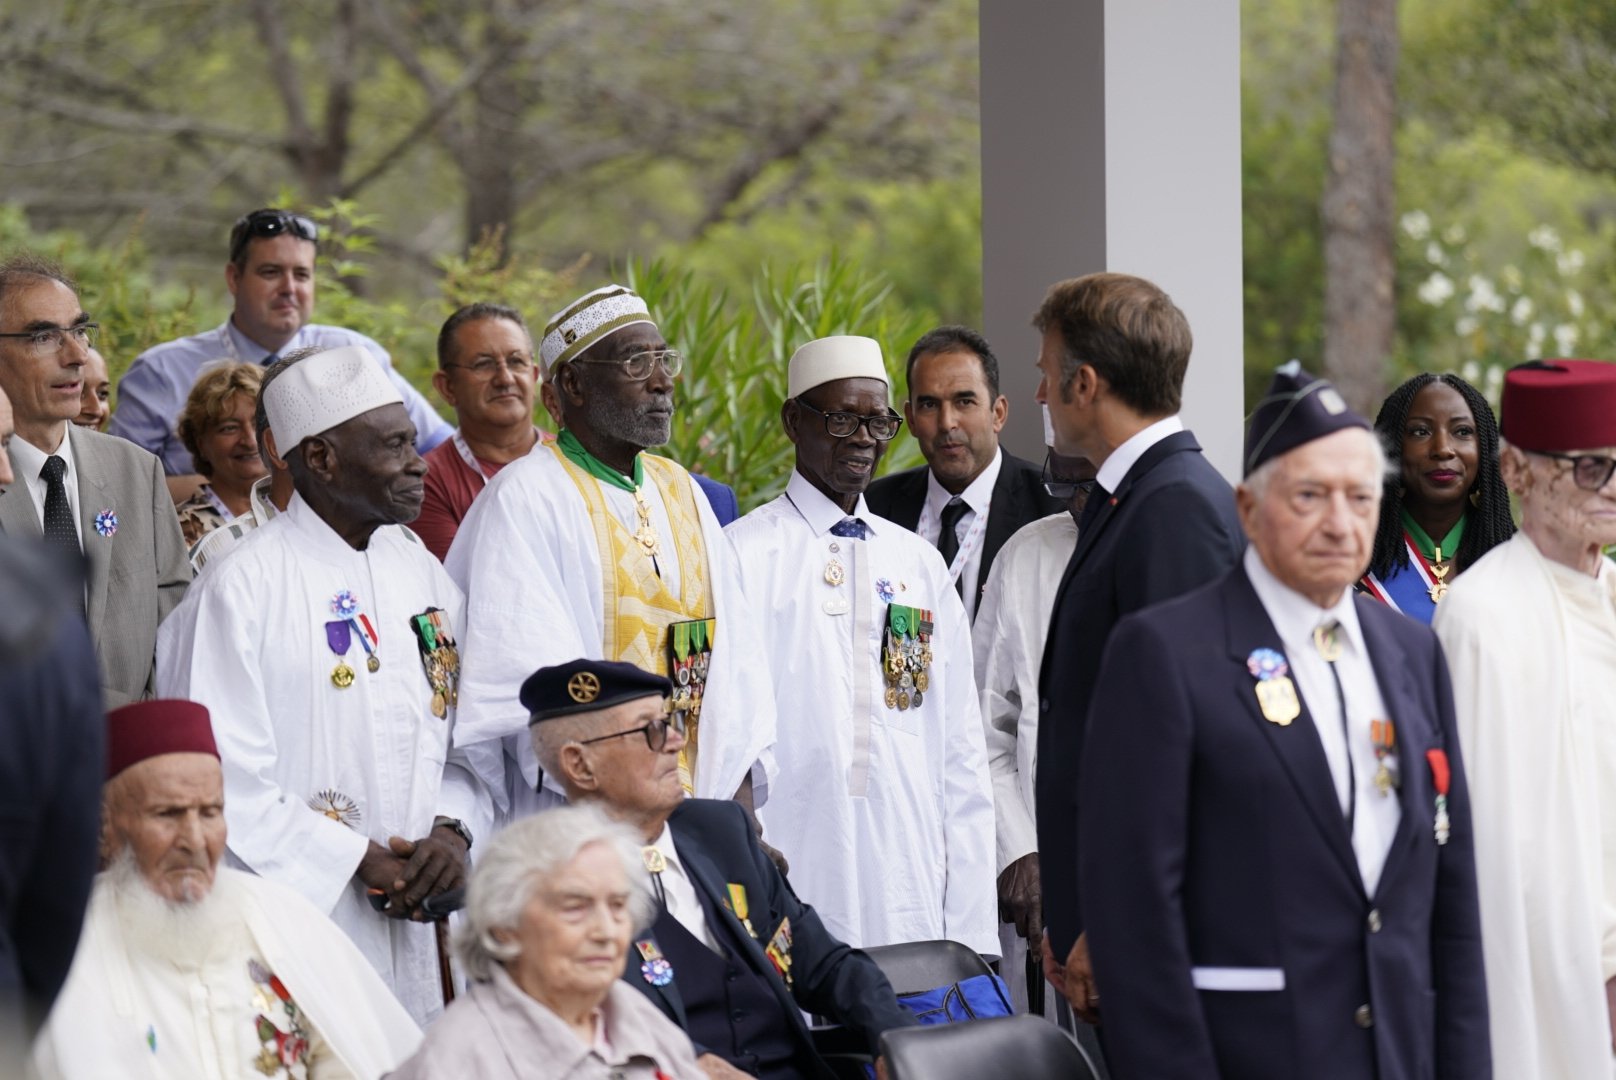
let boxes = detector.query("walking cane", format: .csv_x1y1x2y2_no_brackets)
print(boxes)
422,887,467,1007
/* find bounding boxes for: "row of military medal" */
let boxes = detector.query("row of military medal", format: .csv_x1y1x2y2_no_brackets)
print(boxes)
882,603,934,712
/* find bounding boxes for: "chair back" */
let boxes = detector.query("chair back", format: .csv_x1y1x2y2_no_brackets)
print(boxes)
862,939,992,997
880,1014,1098,1080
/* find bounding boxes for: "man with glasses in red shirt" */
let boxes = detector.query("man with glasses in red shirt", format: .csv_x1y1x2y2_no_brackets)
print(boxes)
111,208,450,503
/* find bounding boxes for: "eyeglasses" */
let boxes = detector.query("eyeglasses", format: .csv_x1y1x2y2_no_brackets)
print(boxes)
575,709,688,752
0,322,98,356
794,398,903,441
229,209,319,263
1041,452,1098,500
575,348,684,382
1534,450,1616,492
443,355,535,379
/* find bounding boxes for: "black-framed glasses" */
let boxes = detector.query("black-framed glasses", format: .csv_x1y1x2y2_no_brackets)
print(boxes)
0,322,98,356
576,348,684,382
1041,452,1097,500
795,398,903,441
444,354,535,379
229,209,319,263
575,709,687,752
1534,450,1616,492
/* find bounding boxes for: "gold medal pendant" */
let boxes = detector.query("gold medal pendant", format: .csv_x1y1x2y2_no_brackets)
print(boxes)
1428,544,1451,603
884,687,898,709
331,662,356,688
431,691,447,719
1374,763,1393,796
367,654,381,673
897,689,911,711
1256,676,1300,725
632,486,662,559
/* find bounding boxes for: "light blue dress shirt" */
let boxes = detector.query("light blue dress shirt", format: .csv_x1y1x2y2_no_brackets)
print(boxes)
108,319,451,475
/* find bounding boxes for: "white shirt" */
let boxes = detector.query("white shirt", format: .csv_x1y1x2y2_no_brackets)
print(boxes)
1435,534,1616,1079
917,447,1002,621
33,869,421,1080
1094,414,1184,493
971,512,1076,874
445,446,776,822
647,823,718,952
1244,547,1401,897
726,470,999,958
156,496,484,1027
7,425,83,545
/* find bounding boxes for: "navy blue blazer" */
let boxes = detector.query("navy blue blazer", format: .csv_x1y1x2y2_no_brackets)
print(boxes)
0,536,104,1049
1036,429,1244,954
1077,566,1490,1080
864,450,1063,607
692,474,740,527
621,800,913,1074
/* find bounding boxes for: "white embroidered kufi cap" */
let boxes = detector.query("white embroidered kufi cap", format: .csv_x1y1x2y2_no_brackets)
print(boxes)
787,335,889,399
262,345,404,448
540,284,654,371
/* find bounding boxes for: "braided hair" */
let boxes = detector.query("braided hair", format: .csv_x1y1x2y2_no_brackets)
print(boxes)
1368,372,1515,581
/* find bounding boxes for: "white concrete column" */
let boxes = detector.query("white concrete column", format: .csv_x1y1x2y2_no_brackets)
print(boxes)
979,0,1245,479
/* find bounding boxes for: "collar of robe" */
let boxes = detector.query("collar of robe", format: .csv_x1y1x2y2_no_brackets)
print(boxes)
557,428,643,493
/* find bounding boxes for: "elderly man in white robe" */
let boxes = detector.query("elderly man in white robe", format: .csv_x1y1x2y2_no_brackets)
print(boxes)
157,345,484,1027
724,335,998,958
972,440,1095,1016
33,699,420,1079
446,285,775,823
1435,358,1616,1079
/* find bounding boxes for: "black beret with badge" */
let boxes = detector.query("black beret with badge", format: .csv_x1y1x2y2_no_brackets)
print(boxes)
521,657,673,725
1244,359,1372,477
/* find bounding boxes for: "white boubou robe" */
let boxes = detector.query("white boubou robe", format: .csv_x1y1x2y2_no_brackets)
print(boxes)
157,496,485,1027
32,868,421,1080
725,470,999,958
1435,533,1616,1079
444,446,776,821
971,511,1075,1013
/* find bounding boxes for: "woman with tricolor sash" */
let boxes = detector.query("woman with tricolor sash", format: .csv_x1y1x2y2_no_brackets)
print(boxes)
1359,372,1515,623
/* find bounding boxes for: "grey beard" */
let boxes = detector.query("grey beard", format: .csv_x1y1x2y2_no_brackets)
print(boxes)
578,392,672,450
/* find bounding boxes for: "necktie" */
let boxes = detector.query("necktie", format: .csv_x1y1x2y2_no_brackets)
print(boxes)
40,456,81,560
1314,619,1356,830
830,517,868,541
937,499,969,597
1077,482,1110,532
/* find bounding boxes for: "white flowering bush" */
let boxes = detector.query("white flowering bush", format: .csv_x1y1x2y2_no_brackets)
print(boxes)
1400,210,1616,402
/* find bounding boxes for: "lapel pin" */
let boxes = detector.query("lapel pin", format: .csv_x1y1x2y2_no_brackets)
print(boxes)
1247,647,1300,726
94,508,118,537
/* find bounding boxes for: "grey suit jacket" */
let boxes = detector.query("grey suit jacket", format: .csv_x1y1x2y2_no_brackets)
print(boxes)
0,426,191,707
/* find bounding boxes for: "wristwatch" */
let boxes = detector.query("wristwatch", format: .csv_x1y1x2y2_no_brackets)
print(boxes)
433,815,474,851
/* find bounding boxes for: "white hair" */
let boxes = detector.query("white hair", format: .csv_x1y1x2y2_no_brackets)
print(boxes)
456,803,655,982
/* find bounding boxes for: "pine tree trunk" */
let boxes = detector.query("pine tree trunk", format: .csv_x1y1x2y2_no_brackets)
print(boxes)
1321,0,1399,415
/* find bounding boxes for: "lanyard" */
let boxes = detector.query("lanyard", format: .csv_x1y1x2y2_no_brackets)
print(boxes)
451,427,545,483
917,496,990,587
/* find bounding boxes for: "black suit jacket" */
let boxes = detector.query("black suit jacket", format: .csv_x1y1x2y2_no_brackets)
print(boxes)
621,800,914,1074
864,450,1063,610
0,536,104,1053
1035,430,1244,955
1077,567,1490,1080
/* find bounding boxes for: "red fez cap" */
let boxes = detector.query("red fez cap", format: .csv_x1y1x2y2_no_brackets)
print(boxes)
1502,360,1616,453
106,699,220,780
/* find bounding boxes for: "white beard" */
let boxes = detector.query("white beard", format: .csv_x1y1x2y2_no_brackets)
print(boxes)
104,846,240,969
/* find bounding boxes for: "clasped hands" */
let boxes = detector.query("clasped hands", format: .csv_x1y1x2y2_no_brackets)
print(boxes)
356,826,469,921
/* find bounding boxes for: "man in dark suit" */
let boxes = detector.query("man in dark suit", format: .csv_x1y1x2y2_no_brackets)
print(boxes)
1076,364,1490,1079
523,658,915,1080
0,401,105,1058
865,326,1063,621
1032,273,1244,1016
0,254,191,706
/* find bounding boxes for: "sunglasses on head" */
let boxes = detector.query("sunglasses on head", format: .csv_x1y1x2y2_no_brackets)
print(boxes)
229,210,319,263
